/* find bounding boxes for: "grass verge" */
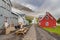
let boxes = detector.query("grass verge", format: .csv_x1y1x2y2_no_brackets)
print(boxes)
44,25,60,35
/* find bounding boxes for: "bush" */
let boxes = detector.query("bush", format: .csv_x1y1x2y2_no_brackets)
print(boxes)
25,16,34,24
57,18,60,24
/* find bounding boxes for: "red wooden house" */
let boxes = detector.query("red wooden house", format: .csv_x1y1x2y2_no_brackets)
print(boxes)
38,12,56,28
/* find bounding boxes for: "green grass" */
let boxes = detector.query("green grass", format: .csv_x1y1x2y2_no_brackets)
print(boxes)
44,26,60,35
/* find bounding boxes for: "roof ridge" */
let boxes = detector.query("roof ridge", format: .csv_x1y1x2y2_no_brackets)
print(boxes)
46,12,56,20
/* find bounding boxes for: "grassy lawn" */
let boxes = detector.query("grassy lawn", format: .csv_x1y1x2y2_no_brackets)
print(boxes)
44,25,60,35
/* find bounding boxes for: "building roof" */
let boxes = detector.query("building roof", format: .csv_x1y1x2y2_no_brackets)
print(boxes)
46,12,56,20
39,12,56,21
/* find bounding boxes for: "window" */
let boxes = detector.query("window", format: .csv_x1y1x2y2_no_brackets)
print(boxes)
2,0,6,3
45,15,49,20
0,6,10,12
45,22,49,26
2,0,11,6
0,14,3,16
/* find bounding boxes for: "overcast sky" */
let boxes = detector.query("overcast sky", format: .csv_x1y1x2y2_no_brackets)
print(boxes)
11,0,60,19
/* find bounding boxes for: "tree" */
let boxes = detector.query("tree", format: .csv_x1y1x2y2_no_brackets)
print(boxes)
25,16,34,24
57,18,60,24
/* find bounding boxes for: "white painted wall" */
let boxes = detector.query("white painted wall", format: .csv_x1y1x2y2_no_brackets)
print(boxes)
0,0,18,29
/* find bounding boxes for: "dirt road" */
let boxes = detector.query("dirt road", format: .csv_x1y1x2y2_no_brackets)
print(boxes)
23,24,57,40
35,25,57,40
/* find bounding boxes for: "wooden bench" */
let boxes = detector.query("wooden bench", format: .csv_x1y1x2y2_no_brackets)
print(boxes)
15,27,29,35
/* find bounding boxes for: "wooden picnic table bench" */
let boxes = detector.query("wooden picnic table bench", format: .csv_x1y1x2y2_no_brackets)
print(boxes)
15,27,29,35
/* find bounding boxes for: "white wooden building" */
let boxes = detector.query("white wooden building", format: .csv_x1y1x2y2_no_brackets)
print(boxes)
0,0,18,29
12,7,29,25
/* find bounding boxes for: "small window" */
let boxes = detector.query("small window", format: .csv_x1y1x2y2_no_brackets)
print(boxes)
2,0,10,6
45,22,49,26
2,0,6,3
0,14,3,16
45,15,49,20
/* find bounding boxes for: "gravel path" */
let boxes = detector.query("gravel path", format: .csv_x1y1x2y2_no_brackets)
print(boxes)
0,34,23,40
22,24,37,40
35,25,57,40
22,24,57,40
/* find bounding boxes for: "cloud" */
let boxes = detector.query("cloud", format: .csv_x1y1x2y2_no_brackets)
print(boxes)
11,0,60,19
20,3,38,11
11,0,45,11
38,0,60,19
